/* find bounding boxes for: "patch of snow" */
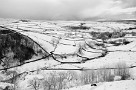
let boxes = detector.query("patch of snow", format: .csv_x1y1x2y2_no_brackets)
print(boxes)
64,80,136,90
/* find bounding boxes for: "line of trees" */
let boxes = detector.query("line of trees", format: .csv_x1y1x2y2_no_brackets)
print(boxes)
27,62,131,90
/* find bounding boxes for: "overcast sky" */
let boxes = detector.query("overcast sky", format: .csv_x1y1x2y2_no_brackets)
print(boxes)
0,0,136,20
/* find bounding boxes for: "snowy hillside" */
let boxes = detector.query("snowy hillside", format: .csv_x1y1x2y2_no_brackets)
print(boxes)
0,19,136,90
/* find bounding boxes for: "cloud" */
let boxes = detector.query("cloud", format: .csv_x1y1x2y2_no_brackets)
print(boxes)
106,7,136,15
0,0,135,20
118,0,136,8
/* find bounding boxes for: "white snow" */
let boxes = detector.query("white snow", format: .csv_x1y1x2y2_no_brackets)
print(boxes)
64,80,136,90
0,82,14,89
114,76,122,81
1,19,136,90
25,74,44,80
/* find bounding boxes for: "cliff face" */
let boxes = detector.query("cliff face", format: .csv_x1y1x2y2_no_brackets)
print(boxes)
0,28,45,69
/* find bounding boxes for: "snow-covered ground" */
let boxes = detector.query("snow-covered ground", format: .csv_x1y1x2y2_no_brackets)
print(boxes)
64,80,136,90
1,19,136,90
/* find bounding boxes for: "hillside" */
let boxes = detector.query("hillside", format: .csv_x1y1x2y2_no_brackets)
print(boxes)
0,19,136,90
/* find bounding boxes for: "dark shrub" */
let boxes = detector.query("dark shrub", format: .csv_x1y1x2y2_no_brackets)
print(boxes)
109,39,130,46
90,31,127,40
0,30,36,67
68,25,90,30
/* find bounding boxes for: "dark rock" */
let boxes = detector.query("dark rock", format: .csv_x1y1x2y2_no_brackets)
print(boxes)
91,84,97,86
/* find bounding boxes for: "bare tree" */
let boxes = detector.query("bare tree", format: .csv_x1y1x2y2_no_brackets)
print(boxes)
57,72,67,90
42,72,58,90
81,70,96,85
114,62,130,80
28,77,41,90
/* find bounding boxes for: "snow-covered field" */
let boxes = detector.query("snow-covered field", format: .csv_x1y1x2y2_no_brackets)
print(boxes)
0,19,136,90
64,80,136,90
